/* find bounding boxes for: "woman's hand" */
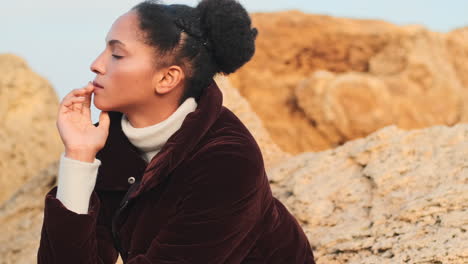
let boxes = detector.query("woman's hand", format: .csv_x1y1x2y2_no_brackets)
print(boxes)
56,82,110,162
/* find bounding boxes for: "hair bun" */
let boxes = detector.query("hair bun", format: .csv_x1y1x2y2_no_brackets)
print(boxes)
196,0,258,75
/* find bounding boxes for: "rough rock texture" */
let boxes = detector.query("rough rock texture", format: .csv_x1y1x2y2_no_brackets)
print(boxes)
269,124,468,263
228,11,468,153
0,53,63,204
0,162,58,264
446,27,468,88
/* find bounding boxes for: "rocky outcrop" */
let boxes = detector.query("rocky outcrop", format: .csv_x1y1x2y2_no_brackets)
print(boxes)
229,11,468,154
446,27,468,88
269,124,468,263
0,54,63,204
0,162,58,264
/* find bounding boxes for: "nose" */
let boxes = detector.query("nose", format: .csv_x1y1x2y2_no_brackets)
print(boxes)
90,53,105,75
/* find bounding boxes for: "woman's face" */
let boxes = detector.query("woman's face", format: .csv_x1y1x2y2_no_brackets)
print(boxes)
90,11,159,113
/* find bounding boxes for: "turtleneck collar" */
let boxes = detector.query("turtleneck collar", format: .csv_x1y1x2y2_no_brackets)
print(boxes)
121,97,198,163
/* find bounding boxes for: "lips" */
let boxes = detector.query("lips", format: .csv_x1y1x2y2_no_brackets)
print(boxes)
93,81,104,89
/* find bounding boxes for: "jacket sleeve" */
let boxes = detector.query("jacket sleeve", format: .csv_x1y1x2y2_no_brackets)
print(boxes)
37,152,122,264
127,149,265,264
37,187,119,264
37,118,119,264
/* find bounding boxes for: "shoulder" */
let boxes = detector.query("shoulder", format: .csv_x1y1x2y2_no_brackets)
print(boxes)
189,106,264,166
178,106,265,184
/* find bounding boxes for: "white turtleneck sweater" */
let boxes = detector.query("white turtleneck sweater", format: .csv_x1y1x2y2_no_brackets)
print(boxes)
56,98,198,214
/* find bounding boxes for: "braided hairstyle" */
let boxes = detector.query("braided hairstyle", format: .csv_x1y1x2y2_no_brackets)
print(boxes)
130,0,258,105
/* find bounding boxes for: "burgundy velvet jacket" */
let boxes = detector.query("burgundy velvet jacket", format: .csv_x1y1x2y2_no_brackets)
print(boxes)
37,79,315,264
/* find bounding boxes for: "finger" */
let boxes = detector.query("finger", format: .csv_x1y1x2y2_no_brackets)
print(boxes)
98,111,110,131
60,83,94,109
60,88,86,108
74,98,83,112
62,96,86,107
82,82,94,109
60,89,78,107
62,83,93,101
71,84,93,99
61,97,86,112
81,82,95,118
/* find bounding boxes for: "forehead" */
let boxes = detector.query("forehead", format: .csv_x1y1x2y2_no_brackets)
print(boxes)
105,11,143,44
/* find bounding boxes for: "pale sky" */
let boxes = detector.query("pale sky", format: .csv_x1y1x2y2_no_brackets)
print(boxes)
1,0,467,122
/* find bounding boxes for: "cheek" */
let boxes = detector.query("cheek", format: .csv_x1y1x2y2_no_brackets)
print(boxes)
110,60,154,92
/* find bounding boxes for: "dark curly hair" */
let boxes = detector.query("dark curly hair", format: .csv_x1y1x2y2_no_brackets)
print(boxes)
130,0,258,105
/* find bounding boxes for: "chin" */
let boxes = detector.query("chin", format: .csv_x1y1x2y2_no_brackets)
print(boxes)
93,98,117,112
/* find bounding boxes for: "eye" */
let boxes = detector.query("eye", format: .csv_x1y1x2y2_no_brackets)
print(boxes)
112,55,124,59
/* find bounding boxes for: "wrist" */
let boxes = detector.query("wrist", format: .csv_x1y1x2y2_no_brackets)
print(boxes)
64,149,97,163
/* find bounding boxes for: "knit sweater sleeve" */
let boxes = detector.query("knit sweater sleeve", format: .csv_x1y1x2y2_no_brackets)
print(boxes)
55,152,101,214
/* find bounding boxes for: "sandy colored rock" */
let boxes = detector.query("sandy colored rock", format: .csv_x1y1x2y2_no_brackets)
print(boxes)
229,11,468,153
269,124,468,263
446,27,468,88
0,53,63,204
0,162,58,264
294,71,394,145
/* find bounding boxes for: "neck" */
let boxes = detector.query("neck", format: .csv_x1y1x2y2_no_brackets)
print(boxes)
123,99,178,128
122,85,185,128
121,97,198,163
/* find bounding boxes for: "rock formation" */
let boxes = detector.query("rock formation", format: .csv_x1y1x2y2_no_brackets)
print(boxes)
0,162,58,264
270,124,468,263
0,54,63,204
229,11,468,154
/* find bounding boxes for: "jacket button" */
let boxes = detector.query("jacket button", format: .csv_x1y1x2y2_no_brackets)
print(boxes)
128,177,136,184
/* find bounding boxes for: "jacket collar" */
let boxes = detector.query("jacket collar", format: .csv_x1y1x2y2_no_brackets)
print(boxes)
95,79,223,198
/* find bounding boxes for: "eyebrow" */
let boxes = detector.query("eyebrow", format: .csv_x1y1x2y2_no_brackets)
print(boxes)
107,39,126,47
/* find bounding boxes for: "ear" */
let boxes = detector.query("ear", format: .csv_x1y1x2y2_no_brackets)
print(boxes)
152,65,184,95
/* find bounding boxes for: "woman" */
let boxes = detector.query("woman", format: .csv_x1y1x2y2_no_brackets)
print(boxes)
37,0,315,263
